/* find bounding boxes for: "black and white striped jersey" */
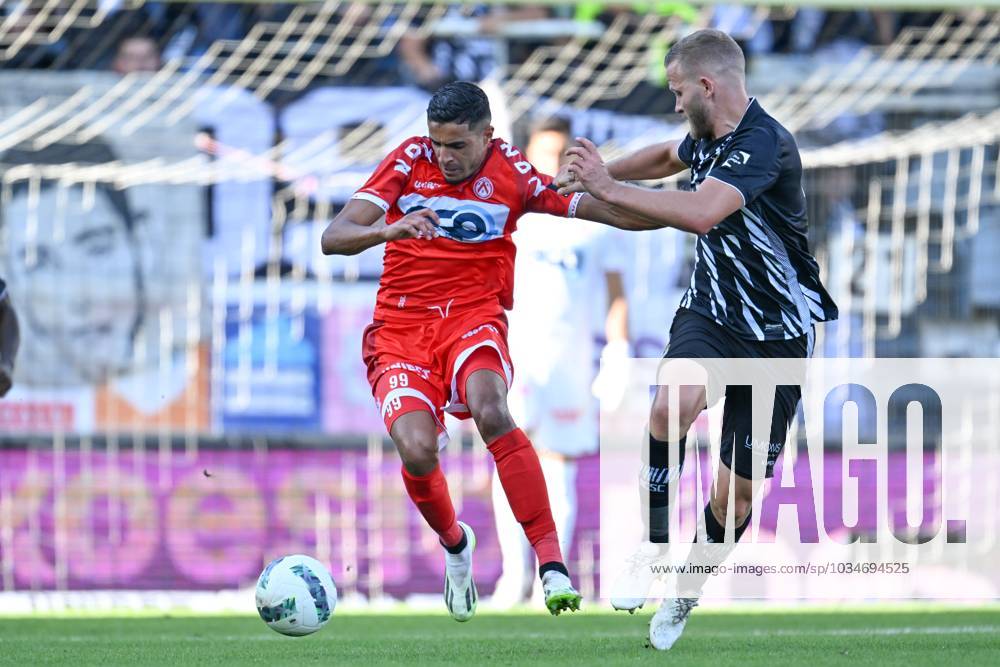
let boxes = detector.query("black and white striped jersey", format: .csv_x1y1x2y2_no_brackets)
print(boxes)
676,98,838,341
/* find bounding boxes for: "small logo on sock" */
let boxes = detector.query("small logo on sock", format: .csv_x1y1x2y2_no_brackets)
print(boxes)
640,465,682,489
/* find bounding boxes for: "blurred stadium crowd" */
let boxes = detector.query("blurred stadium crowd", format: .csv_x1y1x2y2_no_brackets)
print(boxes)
4,5,975,146
0,3,964,135
1,3,945,81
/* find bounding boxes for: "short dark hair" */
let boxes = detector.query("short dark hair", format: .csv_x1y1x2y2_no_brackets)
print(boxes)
0,140,137,231
427,81,491,129
665,29,745,81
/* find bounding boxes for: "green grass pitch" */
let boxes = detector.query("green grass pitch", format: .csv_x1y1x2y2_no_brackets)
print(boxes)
1,605,997,665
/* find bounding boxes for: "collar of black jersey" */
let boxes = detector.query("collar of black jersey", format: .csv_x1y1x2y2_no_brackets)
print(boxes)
738,97,762,128
699,97,761,154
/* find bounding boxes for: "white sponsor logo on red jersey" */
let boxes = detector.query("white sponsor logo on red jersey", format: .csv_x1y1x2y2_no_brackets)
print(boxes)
380,361,431,380
396,193,510,243
461,323,500,339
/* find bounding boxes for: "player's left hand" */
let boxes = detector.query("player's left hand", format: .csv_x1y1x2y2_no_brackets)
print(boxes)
565,137,615,200
381,207,441,242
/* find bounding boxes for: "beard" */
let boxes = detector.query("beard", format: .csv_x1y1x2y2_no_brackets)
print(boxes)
686,101,713,140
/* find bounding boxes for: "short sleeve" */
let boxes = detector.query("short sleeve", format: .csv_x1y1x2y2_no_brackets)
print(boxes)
351,137,424,212
522,166,584,218
708,127,781,205
676,134,695,166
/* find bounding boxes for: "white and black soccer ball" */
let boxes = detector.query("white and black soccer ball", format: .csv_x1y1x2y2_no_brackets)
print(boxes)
255,554,337,636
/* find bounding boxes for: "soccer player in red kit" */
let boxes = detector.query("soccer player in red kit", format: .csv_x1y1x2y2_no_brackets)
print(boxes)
321,82,644,620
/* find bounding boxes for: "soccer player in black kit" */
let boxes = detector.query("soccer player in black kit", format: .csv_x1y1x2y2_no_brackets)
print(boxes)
557,29,838,649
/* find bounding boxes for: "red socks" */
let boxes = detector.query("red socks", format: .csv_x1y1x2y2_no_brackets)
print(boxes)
401,465,464,548
488,428,564,567
400,429,564,568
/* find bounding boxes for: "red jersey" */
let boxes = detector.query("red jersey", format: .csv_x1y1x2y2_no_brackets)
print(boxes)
352,136,583,321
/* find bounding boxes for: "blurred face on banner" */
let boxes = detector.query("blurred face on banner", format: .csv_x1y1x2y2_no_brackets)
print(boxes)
3,182,142,386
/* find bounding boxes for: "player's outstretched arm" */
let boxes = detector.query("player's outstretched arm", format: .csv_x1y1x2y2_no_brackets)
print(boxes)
566,138,743,235
321,200,440,256
574,194,664,231
554,139,686,194
607,140,687,181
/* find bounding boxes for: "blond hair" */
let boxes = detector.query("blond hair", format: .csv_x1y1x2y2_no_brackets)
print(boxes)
665,29,745,81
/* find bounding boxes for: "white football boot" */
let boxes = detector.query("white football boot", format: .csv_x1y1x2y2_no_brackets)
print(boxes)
648,597,699,650
443,521,477,622
610,542,665,613
541,570,582,616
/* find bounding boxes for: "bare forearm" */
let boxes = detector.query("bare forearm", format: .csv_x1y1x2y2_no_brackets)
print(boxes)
321,219,386,256
607,142,682,181
567,138,741,236
576,194,664,231
600,182,710,234
605,204,663,231
606,297,628,343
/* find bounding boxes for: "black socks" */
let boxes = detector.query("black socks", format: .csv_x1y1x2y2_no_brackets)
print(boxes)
647,432,686,544
701,502,752,543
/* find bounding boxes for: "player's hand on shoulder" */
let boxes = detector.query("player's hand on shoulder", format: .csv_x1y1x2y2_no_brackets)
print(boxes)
381,208,441,242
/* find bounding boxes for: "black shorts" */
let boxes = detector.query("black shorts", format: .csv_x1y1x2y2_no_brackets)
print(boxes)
663,308,810,480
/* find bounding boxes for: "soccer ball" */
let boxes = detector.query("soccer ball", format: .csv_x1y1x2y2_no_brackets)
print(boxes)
255,554,337,636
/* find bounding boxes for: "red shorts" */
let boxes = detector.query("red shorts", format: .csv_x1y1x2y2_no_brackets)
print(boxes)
362,309,513,447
